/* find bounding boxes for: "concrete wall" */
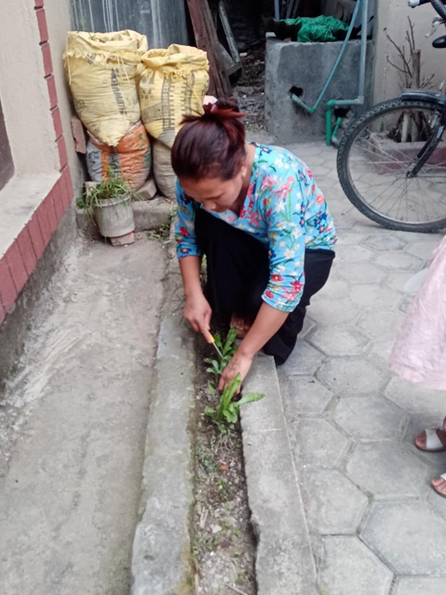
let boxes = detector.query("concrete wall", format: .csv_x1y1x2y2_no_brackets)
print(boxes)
265,38,373,143
70,0,190,49
45,0,83,192
373,1,445,102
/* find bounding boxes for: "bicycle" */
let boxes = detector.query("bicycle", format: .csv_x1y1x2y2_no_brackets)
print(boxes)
336,0,446,232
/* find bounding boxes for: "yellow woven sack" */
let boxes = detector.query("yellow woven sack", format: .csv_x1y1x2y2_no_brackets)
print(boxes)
64,30,148,147
139,44,209,148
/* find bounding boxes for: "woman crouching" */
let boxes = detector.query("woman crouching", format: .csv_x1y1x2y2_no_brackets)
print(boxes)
172,98,336,390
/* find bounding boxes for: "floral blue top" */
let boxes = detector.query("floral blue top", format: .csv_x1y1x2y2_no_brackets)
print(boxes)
175,144,337,313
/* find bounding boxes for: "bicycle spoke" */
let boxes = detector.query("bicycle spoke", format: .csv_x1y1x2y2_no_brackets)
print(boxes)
339,100,446,229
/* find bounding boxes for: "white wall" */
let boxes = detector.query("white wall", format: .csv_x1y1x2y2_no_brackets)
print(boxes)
374,0,446,102
0,0,59,176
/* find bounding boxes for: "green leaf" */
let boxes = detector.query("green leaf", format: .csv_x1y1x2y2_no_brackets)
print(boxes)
236,392,265,407
204,406,217,419
222,409,237,423
221,374,241,410
208,382,216,396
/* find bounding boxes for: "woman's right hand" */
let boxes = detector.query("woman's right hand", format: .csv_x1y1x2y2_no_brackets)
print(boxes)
183,291,213,340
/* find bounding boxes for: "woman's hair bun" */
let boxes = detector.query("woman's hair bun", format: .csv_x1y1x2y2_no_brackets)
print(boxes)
202,96,244,119
215,96,240,112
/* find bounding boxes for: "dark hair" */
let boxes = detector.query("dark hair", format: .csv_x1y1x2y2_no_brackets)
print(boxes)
171,97,246,180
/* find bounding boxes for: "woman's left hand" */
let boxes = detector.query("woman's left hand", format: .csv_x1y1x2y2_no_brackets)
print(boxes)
218,351,254,393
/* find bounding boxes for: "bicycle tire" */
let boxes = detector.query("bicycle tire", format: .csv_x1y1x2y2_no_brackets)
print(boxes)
337,98,446,233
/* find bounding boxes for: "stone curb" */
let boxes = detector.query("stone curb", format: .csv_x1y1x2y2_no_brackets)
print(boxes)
241,355,318,595
131,234,195,595
76,197,173,234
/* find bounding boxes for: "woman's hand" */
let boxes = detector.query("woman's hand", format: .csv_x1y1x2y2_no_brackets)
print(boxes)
218,351,254,393
183,291,212,340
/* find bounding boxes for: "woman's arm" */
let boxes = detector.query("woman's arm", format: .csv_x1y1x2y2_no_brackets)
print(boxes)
179,256,213,339
218,303,288,391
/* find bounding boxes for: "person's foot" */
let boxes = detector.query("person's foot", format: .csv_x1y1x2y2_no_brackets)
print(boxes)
415,427,446,451
230,314,252,339
432,475,446,498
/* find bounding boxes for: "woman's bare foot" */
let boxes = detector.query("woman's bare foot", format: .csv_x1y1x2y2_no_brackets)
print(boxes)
230,314,252,339
432,475,446,498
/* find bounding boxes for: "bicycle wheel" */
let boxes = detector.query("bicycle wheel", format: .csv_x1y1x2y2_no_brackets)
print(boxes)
337,98,446,232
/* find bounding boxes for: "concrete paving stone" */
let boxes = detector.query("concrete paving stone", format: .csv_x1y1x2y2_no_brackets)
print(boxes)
337,262,388,284
318,358,388,396
346,441,429,499
363,233,406,252
318,277,351,298
394,577,446,595
319,536,393,595
308,295,359,325
283,375,334,417
303,469,368,535
361,502,446,575
383,270,419,293
333,244,375,263
333,397,407,442
385,376,446,417
337,230,372,246
428,484,446,522
278,340,326,377
293,418,350,469
350,283,402,310
374,251,423,272
357,310,405,341
300,316,316,339
369,337,397,368
404,239,441,261
310,326,370,357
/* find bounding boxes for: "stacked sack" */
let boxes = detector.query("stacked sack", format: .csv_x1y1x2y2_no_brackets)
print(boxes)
64,30,151,190
139,44,209,199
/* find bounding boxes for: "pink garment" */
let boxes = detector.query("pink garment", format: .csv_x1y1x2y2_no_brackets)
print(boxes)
390,234,446,390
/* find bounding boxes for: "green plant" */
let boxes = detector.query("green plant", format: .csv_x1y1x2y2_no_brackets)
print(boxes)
77,171,140,218
205,374,263,432
205,328,238,389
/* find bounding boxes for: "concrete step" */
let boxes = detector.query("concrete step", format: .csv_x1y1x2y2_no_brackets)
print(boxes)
241,355,318,595
76,196,173,234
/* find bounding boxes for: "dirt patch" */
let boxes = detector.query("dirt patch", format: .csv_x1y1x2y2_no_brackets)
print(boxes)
234,46,266,132
192,350,256,595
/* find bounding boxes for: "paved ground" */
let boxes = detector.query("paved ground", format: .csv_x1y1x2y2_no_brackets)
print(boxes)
0,234,166,594
274,141,446,594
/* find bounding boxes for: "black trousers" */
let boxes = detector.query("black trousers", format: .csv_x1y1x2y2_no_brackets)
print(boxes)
195,209,335,365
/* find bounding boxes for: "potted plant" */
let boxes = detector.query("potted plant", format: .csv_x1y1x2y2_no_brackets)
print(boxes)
77,173,136,240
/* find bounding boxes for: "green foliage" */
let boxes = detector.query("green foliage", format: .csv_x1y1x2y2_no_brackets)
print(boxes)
77,171,141,217
205,328,238,388
205,374,264,433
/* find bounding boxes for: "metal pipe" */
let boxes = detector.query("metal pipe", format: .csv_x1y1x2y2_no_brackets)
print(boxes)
289,0,362,114
274,0,280,20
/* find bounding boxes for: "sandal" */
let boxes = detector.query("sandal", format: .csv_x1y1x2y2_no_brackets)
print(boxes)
432,474,446,499
415,418,446,452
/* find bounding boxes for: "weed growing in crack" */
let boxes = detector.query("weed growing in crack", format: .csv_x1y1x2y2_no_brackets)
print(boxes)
204,329,264,432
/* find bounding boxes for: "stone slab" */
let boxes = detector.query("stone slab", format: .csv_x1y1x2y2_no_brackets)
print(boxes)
319,536,393,595
241,355,318,595
302,469,368,535
361,502,446,575
131,243,195,595
394,577,446,594
76,197,172,234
